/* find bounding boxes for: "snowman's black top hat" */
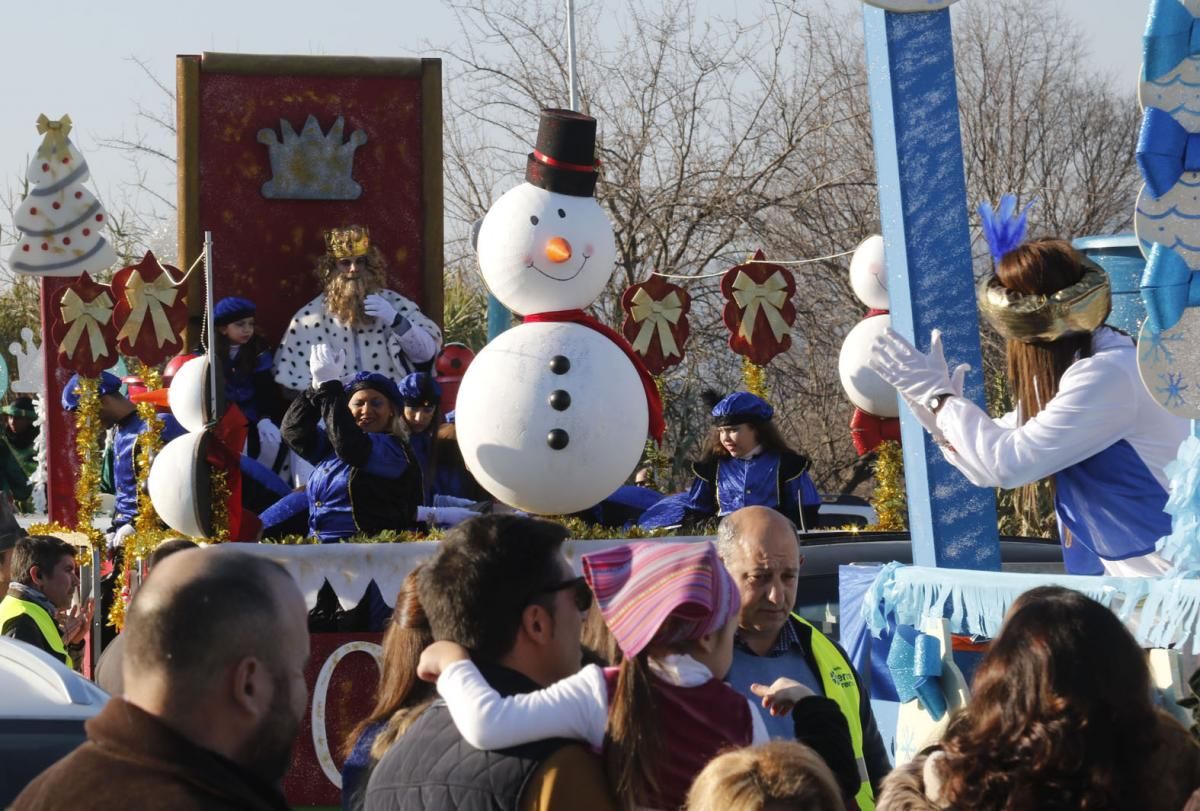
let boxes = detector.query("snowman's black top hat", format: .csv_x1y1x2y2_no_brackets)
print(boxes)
525,108,600,197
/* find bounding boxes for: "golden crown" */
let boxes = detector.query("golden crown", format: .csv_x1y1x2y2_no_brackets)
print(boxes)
325,226,371,259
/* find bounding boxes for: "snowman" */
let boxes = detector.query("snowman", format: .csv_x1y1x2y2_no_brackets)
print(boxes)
455,109,664,515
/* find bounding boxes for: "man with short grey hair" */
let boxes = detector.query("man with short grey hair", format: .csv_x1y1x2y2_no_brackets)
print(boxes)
717,505,889,808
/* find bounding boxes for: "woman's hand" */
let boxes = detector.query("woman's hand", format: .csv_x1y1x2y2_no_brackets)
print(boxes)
417,640,471,682
751,676,816,717
308,344,346,388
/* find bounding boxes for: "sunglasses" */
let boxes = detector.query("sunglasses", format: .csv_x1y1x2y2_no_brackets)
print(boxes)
532,575,593,613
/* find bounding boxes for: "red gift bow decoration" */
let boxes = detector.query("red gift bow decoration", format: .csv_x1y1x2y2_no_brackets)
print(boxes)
850,407,902,456
111,251,188,364
720,250,796,366
523,309,665,443
50,271,118,378
620,275,690,377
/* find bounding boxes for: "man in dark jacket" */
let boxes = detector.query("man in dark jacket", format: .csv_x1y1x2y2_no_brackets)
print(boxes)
12,548,309,811
366,515,618,811
718,506,891,811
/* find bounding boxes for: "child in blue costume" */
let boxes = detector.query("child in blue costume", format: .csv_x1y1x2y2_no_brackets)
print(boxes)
64,372,145,546
641,392,821,531
397,372,441,503
214,297,282,459
280,346,423,543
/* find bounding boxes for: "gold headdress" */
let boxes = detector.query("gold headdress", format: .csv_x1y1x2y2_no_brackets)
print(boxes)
324,225,371,260
977,262,1111,343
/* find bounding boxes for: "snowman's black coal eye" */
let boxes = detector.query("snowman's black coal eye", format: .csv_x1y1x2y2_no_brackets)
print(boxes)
530,215,539,226
557,209,566,218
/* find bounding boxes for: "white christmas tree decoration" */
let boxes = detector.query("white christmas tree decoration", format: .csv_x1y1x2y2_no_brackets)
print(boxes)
9,115,118,278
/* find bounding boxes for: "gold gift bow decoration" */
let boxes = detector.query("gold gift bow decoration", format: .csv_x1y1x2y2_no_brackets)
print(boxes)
117,271,178,348
36,114,73,161
731,270,790,342
60,288,114,361
629,287,683,358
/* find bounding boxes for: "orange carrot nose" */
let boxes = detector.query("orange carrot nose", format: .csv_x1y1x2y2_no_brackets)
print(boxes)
130,388,171,406
545,237,572,264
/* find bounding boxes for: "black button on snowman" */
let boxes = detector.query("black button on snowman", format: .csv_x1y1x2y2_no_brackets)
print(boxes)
455,109,652,515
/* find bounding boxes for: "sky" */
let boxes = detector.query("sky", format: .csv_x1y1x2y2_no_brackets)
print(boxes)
0,0,1151,252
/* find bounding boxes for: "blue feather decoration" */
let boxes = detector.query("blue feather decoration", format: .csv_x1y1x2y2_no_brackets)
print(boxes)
978,195,1034,264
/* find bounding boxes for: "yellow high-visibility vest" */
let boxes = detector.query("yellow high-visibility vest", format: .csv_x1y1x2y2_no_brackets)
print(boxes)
0,594,72,670
792,613,874,811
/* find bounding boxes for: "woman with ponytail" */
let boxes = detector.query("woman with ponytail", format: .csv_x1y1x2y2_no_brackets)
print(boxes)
869,197,1187,575
417,542,767,810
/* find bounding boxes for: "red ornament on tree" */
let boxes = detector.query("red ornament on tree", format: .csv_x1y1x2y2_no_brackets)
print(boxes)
721,250,796,365
50,271,118,377
620,275,690,376
110,251,188,364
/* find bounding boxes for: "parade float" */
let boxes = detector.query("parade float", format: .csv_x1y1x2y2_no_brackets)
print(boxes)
14,0,1200,806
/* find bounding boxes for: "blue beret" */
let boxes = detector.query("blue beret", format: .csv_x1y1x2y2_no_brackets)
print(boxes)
711,392,773,426
346,372,402,405
62,371,122,411
214,297,256,326
397,372,442,406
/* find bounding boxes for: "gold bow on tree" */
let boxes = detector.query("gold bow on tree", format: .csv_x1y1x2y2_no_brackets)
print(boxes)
36,114,73,160
629,287,683,358
117,271,178,348
732,270,790,342
59,288,113,361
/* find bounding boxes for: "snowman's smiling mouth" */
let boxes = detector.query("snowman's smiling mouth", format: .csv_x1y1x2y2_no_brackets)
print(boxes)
527,254,590,282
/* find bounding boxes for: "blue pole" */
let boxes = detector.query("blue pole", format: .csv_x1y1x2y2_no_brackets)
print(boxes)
864,5,1001,570
487,293,511,341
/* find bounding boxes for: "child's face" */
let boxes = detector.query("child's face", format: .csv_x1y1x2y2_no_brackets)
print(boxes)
718,423,758,457
219,317,256,346
403,403,437,433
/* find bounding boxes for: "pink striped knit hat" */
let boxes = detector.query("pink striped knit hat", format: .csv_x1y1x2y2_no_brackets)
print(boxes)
581,541,740,658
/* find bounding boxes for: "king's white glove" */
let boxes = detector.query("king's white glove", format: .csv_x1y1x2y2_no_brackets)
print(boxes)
309,344,346,389
363,294,400,326
869,328,969,442
257,418,282,447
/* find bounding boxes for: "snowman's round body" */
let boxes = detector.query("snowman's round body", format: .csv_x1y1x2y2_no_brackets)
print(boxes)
456,321,648,514
460,178,649,514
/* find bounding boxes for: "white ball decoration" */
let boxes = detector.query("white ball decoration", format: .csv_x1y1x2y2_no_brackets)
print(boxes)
476,183,617,315
455,322,648,515
148,431,208,537
850,235,890,311
839,315,899,418
168,356,212,433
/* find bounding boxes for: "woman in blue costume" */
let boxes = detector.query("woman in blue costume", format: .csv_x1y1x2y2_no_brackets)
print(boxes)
641,392,821,531
280,345,422,542
397,372,440,503
869,197,1188,576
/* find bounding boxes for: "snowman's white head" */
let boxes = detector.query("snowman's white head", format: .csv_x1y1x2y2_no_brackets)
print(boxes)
476,182,616,315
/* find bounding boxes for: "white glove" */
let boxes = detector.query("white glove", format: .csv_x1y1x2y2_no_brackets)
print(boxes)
868,328,967,406
108,522,135,550
898,361,970,443
257,418,282,447
432,494,478,509
309,344,346,388
416,505,478,527
363,294,399,326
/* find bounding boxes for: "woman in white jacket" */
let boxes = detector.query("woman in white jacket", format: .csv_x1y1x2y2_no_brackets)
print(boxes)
869,202,1187,576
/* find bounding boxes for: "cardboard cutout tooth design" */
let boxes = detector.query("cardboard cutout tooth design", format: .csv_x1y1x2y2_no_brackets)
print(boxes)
458,108,653,515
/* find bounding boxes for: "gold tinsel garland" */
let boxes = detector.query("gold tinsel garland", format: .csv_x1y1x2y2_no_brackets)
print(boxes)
868,439,907,531
741,357,768,400
210,468,231,542
71,378,106,550
110,363,169,631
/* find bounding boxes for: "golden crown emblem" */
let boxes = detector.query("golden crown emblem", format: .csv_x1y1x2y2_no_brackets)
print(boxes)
325,226,372,259
257,115,367,201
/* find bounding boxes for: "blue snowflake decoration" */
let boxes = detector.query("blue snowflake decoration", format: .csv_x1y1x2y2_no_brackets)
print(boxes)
1141,329,1186,365
1158,371,1189,409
